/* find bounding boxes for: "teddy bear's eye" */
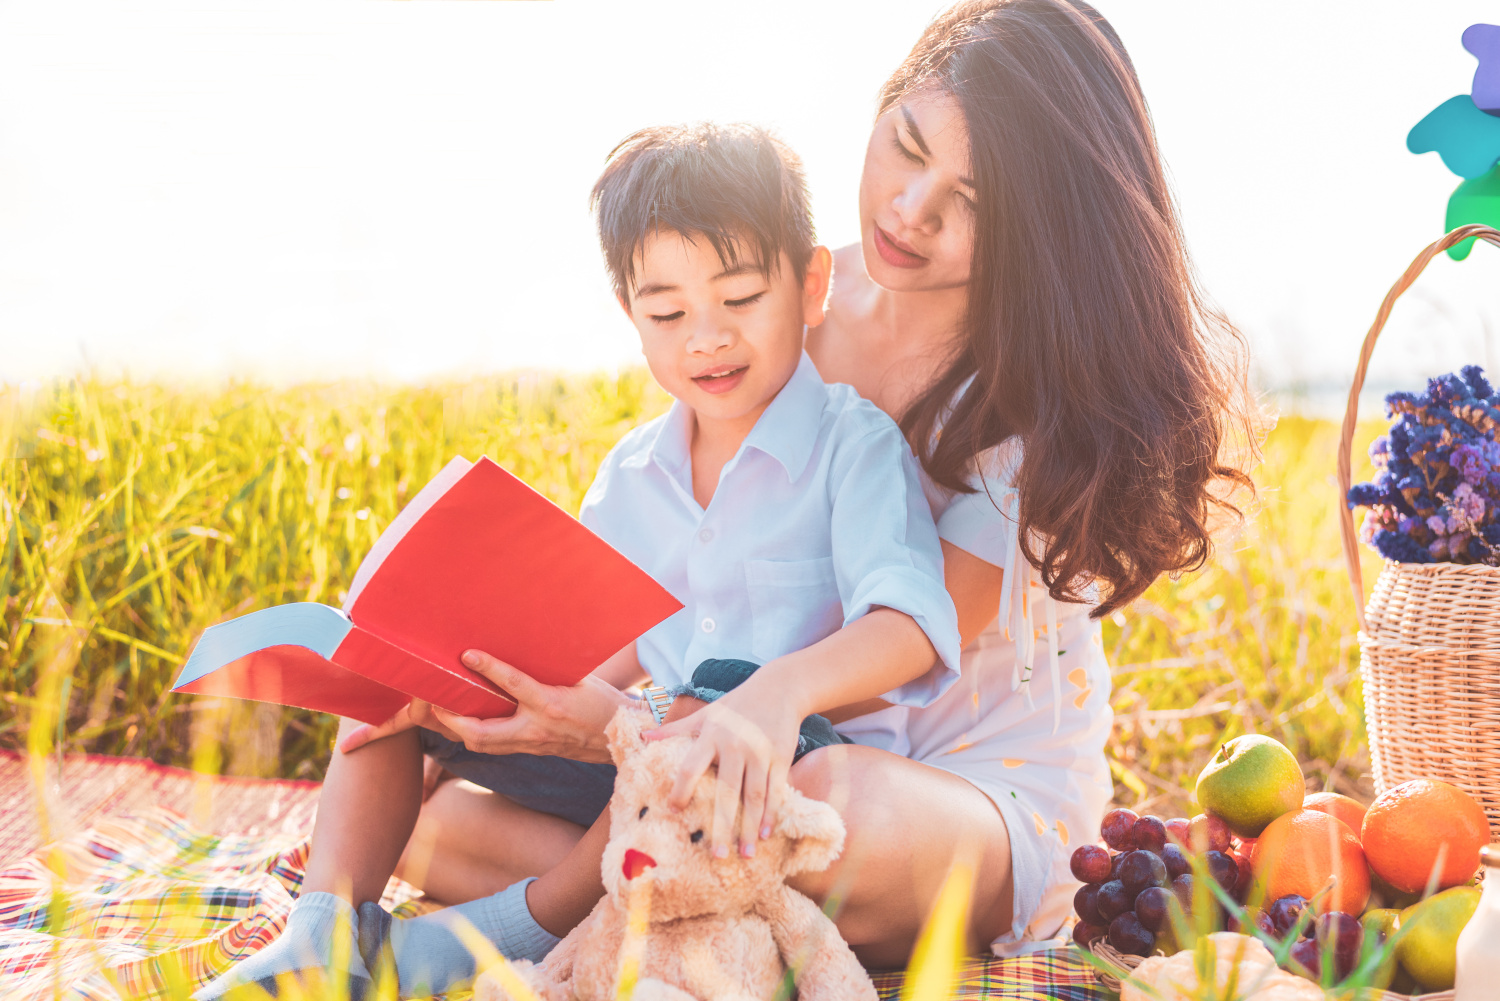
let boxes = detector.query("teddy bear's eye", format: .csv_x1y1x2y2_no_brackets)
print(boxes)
690,830,704,843
638,806,648,819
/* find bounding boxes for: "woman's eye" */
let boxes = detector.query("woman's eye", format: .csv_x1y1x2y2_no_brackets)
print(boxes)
639,806,649,819
690,830,704,843
957,191,976,212
890,132,924,166
724,292,765,308
649,311,684,324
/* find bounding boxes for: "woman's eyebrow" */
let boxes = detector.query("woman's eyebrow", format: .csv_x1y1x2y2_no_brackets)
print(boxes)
900,104,975,187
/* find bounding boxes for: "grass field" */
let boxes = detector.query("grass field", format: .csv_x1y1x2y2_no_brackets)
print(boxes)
0,375,1386,817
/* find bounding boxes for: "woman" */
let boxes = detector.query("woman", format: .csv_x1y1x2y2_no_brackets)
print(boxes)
322,0,1255,974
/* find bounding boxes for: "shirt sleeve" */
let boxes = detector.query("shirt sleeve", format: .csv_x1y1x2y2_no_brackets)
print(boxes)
935,440,1022,568
828,421,962,707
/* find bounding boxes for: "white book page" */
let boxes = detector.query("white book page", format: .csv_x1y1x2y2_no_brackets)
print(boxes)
343,455,472,615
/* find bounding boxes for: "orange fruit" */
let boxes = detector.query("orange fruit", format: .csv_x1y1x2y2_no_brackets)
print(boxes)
1360,779,1489,895
1253,808,1371,914
1303,792,1367,838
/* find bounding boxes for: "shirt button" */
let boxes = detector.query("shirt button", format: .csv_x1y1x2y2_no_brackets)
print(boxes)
698,528,714,542
701,617,716,633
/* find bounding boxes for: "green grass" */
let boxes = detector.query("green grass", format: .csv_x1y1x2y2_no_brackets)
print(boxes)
1,376,1386,815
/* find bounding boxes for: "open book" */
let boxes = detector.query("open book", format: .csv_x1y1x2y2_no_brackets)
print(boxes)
172,456,682,725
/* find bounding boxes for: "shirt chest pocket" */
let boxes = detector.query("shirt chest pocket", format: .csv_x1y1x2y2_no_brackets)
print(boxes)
744,557,845,664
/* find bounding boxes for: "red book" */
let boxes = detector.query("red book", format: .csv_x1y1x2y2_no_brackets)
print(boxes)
173,457,682,725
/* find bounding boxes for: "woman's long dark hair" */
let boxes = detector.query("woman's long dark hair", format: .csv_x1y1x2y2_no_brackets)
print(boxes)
890,0,1260,618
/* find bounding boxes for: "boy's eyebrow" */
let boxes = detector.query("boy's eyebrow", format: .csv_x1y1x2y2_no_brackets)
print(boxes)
900,104,976,189
632,264,764,299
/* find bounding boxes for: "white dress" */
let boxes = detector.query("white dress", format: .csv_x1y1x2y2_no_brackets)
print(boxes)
907,434,1115,955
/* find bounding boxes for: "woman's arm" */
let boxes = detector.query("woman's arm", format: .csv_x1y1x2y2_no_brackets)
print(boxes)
821,540,1003,724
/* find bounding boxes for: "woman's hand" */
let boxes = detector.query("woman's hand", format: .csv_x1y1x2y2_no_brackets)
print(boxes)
340,649,631,763
644,685,802,860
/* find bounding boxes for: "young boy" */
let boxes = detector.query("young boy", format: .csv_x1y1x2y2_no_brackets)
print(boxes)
198,123,961,1000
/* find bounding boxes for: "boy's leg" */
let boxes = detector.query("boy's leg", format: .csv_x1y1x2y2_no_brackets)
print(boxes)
195,717,423,999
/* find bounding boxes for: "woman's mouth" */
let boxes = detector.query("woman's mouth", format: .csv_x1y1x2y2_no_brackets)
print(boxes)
691,365,748,395
872,225,928,269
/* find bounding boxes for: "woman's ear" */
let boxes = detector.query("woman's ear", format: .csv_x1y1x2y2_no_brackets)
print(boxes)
801,246,834,329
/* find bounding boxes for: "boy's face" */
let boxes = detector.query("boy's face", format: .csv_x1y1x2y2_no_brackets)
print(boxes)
622,232,832,428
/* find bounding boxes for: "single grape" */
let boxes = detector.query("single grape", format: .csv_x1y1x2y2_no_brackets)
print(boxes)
1230,850,1254,900
1160,843,1191,880
1108,851,1124,880
1070,844,1112,884
1100,808,1139,851
1253,909,1276,939
1170,873,1194,914
1268,894,1310,939
1133,885,1172,932
1073,883,1103,925
1118,850,1169,896
1072,920,1106,947
1315,912,1363,980
1189,813,1232,853
1287,938,1321,980
1131,815,1168,855
1107,912,1156,958
1204,850,1238,894
1164,817,1190,848
1096,880,1134,922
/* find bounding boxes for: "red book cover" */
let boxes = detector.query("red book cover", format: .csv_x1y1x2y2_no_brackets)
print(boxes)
173,457,682,725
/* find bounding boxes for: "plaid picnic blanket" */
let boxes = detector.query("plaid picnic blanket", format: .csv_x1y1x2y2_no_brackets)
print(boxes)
0,766,1112,1000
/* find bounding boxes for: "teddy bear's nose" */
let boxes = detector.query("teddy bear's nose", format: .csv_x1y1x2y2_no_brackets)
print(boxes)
622,848,657,880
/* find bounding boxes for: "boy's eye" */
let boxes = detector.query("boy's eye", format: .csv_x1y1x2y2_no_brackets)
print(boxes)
648,310,684,323
725,292,766,308
639,806,649,819
690,830,704,843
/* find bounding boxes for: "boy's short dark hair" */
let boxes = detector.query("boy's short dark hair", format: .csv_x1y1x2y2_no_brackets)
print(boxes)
591,123,815,302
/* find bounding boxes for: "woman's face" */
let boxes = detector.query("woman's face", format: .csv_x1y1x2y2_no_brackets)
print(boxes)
858,89,976,293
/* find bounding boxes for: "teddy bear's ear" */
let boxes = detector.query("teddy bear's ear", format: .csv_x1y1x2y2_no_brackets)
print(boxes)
775,787,846,876
605,705,651,767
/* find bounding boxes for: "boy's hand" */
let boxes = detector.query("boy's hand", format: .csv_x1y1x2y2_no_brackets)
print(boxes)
340,698,459,754
644,688,802,859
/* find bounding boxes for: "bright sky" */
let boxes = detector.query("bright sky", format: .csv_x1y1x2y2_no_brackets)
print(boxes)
1,0,1497,400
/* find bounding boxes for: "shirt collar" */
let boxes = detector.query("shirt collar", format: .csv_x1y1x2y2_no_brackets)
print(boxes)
649,351,828,488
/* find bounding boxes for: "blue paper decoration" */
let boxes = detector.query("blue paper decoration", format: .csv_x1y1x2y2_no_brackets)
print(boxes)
1465,23,1500,116
1407,95,1500,179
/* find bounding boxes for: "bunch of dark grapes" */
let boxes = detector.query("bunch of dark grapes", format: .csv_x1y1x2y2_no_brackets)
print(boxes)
1069,809,1255,957
1347,365,1500,565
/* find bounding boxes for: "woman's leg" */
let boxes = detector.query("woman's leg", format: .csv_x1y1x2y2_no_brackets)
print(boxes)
787,744,1015,968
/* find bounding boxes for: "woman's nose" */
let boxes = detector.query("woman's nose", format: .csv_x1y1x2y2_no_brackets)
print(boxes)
893,173,944,235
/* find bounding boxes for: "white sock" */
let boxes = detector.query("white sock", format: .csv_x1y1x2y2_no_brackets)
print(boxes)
380,877,560,997
193,891,370,999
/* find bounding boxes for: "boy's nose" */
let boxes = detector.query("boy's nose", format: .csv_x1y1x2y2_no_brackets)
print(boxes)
622,848,657,880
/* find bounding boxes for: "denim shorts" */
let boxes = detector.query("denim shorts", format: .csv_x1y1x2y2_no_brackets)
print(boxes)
418,658,849,829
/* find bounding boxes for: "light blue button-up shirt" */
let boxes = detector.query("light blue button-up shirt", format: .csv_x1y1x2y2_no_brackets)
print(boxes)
579,353,962,716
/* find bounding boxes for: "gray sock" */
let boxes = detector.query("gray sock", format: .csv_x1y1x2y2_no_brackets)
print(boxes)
378,877,560,997
192,891,370,999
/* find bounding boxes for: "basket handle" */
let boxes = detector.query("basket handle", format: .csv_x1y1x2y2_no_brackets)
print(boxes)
1337,223,1500,631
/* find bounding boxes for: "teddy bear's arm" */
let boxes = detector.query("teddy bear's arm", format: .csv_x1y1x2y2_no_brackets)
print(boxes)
762,888,877,1001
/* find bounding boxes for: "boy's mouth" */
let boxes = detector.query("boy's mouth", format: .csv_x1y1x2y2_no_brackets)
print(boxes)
873,225,928,269
691,365,748,395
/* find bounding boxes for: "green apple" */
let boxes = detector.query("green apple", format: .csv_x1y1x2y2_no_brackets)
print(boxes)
1194,734,1305,838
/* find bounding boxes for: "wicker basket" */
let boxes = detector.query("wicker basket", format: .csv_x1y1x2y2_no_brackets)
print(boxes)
1336,223,1500,843
1084,939,1455,1000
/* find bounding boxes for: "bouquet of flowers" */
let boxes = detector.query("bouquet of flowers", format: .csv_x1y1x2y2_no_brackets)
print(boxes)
1347,365,1500,565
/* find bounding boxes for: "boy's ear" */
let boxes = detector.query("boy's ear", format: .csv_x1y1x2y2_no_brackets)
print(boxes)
801,246,834,330
617,293,633,321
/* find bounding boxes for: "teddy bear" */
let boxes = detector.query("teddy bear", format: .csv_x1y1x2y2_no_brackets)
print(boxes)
474,706,878,1001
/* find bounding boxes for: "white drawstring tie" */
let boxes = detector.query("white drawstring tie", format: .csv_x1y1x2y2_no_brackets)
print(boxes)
996,490,1063,734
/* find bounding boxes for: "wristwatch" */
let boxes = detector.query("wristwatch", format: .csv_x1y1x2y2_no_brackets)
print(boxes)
640,685,675,726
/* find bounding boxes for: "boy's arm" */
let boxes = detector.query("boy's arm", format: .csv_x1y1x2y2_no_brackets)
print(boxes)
591,641,648,690
821,539,1005,722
